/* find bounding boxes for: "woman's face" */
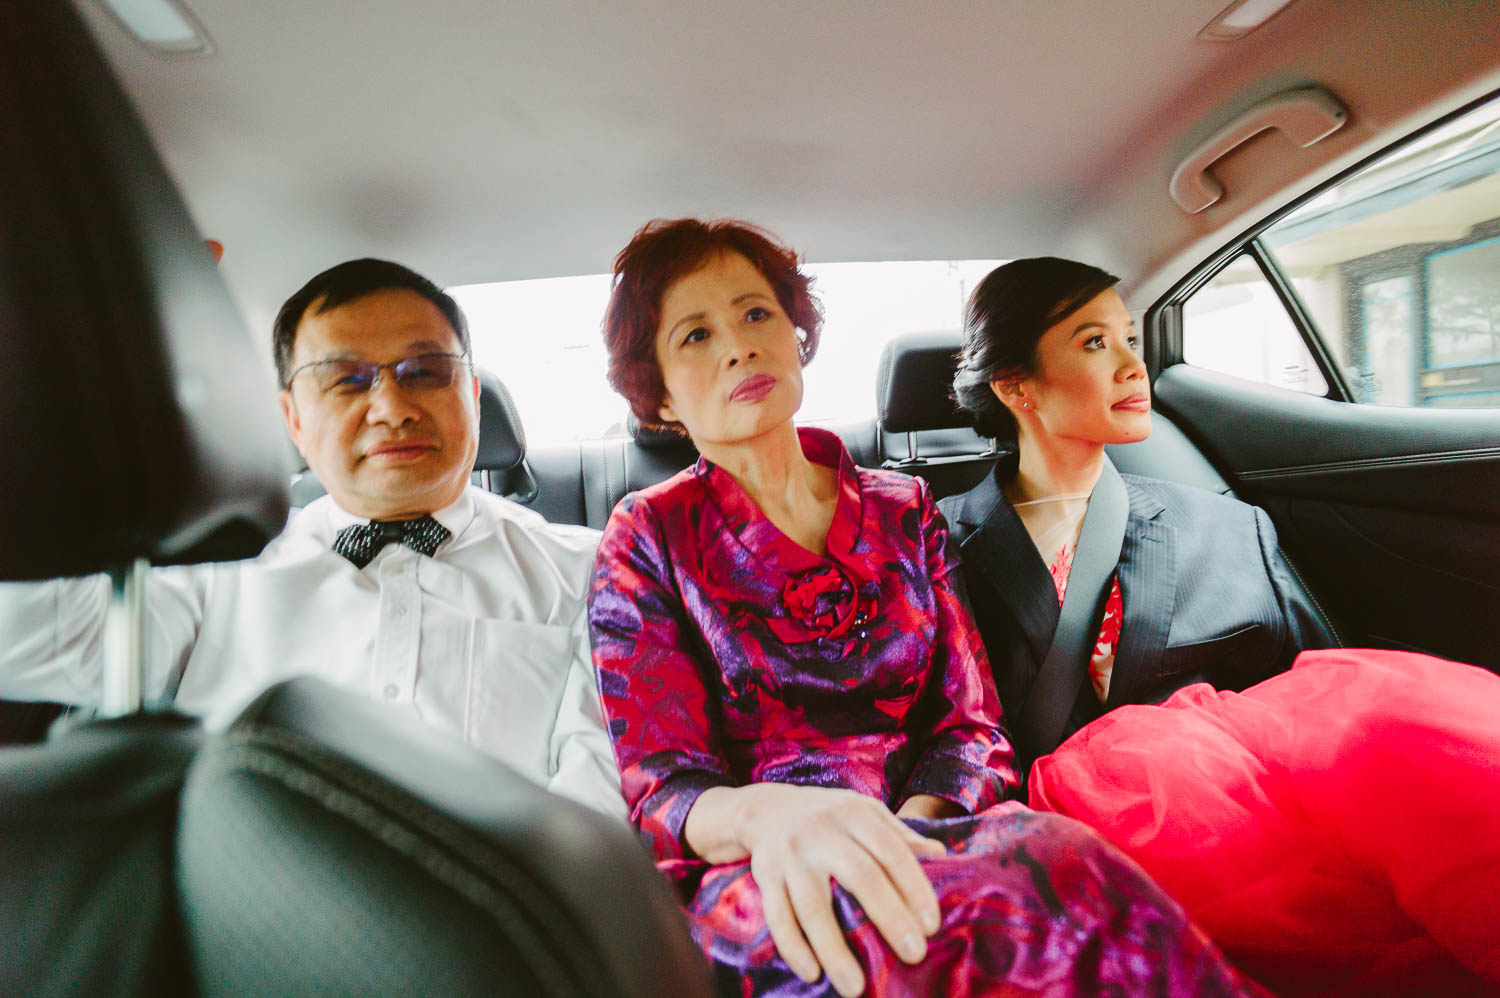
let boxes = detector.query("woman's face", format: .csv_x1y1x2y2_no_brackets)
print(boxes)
654,252,805,447
995,288,1151,447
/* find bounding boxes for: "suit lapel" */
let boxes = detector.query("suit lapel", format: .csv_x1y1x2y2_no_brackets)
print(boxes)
955,467,1059,673
1106,483,1176,709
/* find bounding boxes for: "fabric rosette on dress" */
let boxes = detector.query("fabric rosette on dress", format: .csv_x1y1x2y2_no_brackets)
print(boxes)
767,564,880,660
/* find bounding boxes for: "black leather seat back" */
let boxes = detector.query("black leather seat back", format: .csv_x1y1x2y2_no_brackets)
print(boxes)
1,7,709,998
0,0,288,581
178,678,712,998
0,715,202,998
579,417,699,529
0,2,286,994
876,329,972,436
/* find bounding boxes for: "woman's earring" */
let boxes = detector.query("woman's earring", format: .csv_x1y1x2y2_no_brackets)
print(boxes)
1019,399,1032,410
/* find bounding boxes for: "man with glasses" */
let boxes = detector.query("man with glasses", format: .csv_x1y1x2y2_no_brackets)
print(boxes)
0,258,625,819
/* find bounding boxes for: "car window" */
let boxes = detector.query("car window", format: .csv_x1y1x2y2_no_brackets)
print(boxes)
1182,253,1329,396
451,260,1003,446
1182,96,1500,407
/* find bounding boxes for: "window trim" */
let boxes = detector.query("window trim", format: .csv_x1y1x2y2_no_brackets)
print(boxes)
1245,239,1353,401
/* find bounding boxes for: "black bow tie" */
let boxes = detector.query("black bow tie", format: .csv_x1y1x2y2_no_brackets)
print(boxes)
332,515,451,569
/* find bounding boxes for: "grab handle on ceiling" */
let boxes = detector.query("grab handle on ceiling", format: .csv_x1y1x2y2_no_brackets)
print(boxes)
1169,87,1348,213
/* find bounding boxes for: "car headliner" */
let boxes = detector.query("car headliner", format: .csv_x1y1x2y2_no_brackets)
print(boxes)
74,0,1500,332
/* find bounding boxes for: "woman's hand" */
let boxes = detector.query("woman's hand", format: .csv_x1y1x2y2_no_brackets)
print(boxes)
685,784,947,997
895,793,965,821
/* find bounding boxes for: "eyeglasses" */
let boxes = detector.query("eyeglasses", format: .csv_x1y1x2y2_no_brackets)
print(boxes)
285,352,471,397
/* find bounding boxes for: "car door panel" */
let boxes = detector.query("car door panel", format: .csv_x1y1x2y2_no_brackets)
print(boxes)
1153,364,1500,671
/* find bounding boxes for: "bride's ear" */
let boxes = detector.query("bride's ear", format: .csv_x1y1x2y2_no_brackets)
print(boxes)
989,377,1032,414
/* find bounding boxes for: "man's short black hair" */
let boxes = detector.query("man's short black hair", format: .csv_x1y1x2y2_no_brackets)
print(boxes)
273,258,470,387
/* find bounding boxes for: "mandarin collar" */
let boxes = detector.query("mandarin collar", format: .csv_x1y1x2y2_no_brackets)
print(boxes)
693,425,864,573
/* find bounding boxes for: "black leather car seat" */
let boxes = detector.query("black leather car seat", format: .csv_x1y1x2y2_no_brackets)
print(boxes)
0,0,289,992
579,416,700,529
0,3,712,995
874,330,1005,499
178,677,710,998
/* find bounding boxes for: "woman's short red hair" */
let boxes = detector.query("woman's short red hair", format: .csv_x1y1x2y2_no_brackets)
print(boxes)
603,218,822,435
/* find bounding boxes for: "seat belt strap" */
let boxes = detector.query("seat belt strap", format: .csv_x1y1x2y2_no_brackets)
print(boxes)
1013,456,1130,771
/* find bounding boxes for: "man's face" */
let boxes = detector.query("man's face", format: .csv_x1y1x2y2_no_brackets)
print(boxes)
278,288,480,520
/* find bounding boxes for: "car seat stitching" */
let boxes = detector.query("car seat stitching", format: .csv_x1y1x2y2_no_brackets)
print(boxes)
192,730,608,998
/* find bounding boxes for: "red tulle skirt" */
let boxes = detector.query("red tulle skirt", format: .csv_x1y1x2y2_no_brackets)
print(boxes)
1030,649,1500,997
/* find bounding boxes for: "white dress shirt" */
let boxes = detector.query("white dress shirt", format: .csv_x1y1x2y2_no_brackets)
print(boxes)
0,487,626,820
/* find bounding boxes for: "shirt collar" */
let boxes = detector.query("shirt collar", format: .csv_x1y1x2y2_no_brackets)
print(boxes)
322,487,477,544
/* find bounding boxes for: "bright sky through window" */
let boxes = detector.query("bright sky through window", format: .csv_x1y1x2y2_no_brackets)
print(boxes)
450,260,1003,446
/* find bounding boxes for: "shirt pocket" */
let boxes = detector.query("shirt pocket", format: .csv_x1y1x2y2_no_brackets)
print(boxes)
464,618,573,787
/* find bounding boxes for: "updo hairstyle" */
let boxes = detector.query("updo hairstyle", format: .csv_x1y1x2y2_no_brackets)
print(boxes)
952,257,1120,437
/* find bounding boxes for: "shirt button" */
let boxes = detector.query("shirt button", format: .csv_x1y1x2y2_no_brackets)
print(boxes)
391,604,406,618
383,684,399,700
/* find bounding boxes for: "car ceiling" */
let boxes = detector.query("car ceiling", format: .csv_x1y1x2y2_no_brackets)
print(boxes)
74,0,1500,333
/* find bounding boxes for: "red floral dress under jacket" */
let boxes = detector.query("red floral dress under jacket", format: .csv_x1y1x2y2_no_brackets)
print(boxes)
587,427,1262,998
1048,543,1125,703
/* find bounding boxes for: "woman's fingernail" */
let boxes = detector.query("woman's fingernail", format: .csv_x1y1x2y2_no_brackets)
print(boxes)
834,969,864,996
900,932,926,962
923,909,941,933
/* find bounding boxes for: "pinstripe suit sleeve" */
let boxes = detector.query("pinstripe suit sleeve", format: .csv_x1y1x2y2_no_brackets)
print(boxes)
1252,505,1339,672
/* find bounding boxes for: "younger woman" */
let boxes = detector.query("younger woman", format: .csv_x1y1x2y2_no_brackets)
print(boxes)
944,256,1500,997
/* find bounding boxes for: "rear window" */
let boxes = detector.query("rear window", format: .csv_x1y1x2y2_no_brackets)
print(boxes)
450,260,1003,446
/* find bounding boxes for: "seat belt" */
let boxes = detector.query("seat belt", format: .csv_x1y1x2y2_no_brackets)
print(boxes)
1013,456,1130,772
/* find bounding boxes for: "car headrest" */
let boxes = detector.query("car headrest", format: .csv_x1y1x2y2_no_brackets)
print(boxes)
875,330,972,434
476,368,525,472
627,412,699,452
0,0,289,580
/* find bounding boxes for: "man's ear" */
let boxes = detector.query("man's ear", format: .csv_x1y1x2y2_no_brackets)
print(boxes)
279,389,305,455
470,373,481,425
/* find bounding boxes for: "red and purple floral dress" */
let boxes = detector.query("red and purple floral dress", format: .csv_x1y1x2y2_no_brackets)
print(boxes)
588,427,1259,998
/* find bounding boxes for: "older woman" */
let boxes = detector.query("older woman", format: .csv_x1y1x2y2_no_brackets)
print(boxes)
586,219,1260,998
942,256,1500,997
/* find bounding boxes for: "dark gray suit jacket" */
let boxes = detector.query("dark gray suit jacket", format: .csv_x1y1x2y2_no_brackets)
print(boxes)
937,456,1337,771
